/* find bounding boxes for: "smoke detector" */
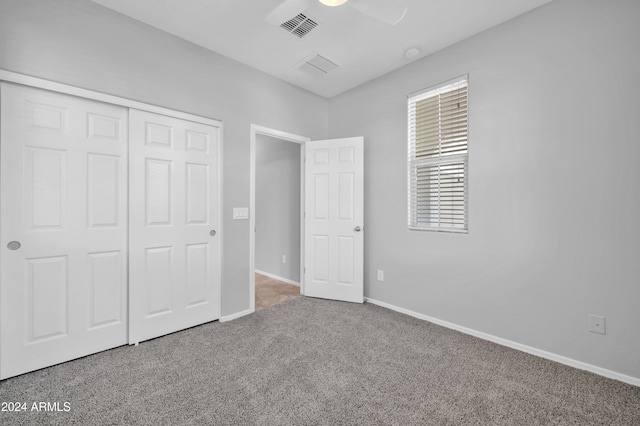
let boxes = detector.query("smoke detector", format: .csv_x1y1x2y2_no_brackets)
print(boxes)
405,47,420,59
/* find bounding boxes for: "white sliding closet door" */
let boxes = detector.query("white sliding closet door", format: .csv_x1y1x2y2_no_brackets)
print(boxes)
0,83,128,380
129,110,221,344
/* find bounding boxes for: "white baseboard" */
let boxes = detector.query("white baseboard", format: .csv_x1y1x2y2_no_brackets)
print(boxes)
220,308,254,323
364,297,640,388
255,269,300,287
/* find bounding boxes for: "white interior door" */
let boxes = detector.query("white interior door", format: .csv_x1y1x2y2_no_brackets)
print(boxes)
304,137,364,303
129,109,220,344
0,83,128,379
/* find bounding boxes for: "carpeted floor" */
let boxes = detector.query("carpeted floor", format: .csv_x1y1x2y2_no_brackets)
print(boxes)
0,297,638,425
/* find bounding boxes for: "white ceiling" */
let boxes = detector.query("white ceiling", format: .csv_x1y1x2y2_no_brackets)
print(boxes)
90,0,553,98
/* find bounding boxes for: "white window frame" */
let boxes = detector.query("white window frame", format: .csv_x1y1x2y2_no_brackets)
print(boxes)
407,75,469,233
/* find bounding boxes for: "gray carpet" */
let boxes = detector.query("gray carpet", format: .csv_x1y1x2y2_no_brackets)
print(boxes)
0,297,638,425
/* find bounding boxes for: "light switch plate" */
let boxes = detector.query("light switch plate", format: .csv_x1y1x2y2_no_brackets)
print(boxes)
233,207,249,220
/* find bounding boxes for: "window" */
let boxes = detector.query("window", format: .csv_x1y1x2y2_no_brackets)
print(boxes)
408,76,468,232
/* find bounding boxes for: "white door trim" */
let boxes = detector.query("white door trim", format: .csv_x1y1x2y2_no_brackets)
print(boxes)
249,124,310,312
0,69,222,127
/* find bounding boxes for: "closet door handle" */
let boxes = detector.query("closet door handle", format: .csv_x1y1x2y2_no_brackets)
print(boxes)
7,241,21,250
210,230,216,237
354,226,361,232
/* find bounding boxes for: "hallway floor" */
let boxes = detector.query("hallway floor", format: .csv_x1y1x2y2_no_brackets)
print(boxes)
255,273,300,311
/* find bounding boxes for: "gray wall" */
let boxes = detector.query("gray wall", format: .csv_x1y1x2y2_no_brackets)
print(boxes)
255,135,301,283
328,0,640,379
0,0,328,316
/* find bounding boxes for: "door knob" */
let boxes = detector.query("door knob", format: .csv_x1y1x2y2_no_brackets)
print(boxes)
210,230,216,237
354,226,361,232
7,241,21,250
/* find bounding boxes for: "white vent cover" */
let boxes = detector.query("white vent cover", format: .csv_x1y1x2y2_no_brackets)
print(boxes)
296,53,339,76
280,14,317,38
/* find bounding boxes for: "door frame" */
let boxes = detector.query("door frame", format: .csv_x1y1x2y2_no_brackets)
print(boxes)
0,70,222,127
249,124,310,312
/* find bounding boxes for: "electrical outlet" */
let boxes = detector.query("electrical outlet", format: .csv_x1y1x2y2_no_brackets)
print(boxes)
282,255,286,264
589,315,606,335
377,270,384,282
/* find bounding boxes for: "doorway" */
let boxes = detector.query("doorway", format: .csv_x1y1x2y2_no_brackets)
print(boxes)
249,125,309,312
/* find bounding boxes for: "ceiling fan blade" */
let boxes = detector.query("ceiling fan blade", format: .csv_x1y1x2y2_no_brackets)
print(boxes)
350,0,407,26
265,0,314,26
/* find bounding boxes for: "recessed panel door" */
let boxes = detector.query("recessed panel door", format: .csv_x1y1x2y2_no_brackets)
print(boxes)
304,137,364,303
129,110,220,344
0,83,128,379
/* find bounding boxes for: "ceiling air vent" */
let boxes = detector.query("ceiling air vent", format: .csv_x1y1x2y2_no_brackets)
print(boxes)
280,14,317,38
296,53,339,77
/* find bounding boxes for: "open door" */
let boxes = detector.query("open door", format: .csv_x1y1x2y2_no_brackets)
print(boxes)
304,137,364,303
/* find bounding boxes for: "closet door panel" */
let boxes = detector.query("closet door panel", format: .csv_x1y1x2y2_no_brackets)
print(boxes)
0,83,128,380
129,109,220,344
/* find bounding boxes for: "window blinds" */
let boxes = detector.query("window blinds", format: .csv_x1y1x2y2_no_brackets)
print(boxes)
408,76,468,232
